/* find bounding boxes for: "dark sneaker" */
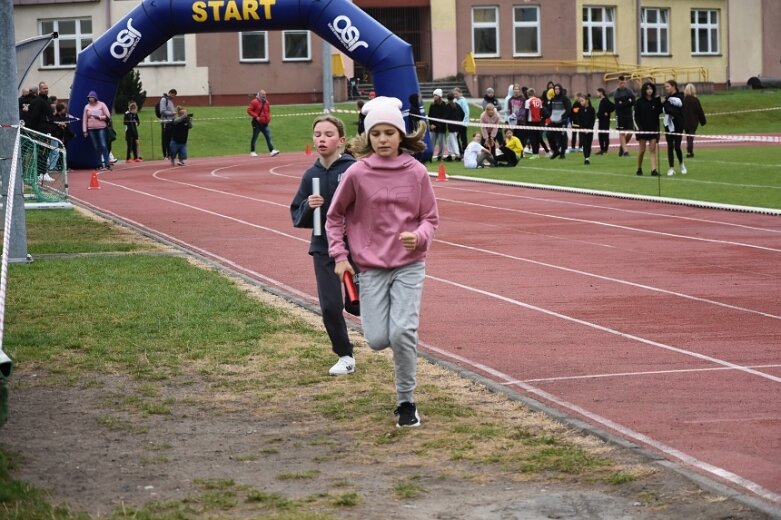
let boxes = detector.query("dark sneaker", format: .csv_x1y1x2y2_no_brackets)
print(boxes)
394,402,420,428
651,170,660,176
636,168,643,176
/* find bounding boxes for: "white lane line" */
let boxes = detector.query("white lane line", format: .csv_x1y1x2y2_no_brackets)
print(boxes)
152,168,289,208
96,180,306,241
434,239,781,320
438,184,781,234
520,364,781,384
420,339,781,506
426,274,781,384
435,197,781,253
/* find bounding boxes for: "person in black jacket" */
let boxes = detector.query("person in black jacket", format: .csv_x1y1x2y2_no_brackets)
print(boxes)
633,82,663,176
612,76,636,157
290,115,359,376
576,93,596,165
595,88,614,155
682,83,707,158
546,84,572,159
663,80,686,176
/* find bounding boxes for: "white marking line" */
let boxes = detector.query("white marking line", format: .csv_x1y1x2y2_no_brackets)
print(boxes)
436,196,781,253
519,364,781,384
439,184,781,235
420,339,781,506
97,179,305,242
434,239,781,320
681,416,781,425
426,273,781,384
151,169,289,208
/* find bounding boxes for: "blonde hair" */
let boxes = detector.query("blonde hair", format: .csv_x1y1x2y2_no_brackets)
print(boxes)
176,105,187,115
684,83,697,97
348,121,427,158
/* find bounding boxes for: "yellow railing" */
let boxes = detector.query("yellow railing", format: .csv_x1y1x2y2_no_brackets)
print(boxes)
462,52,709,84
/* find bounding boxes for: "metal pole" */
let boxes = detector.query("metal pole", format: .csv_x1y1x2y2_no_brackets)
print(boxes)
322,39,334,111
0,0,29,263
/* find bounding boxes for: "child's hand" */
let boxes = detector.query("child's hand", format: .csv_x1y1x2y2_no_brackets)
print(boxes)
334,260,354,282
399,231,417,251
307,194,324,209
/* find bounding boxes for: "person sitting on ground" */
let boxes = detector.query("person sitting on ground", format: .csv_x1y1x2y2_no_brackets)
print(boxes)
495,129,521,167
463,131,496,169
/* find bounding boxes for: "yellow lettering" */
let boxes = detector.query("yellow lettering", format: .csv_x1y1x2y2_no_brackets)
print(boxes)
192,1,207,22
258,0,275,20
207,0,224,21
224,0,242,21
243,0,260,21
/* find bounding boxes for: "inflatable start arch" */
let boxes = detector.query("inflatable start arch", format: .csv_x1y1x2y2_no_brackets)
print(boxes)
68,0,429,167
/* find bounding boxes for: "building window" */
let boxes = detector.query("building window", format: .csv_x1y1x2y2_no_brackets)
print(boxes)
40,18,92,68
582,6,615,54
282,31,311,61
142,36,185,65
472,7,499,57
641,8,669,55
513,6,540,56
691,9,719,55
240,31,268,62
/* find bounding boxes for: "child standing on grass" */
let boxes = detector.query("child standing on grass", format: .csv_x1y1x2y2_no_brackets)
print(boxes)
123,102,141,162
326,97,439,428
169,106,192,166
290,115,359,376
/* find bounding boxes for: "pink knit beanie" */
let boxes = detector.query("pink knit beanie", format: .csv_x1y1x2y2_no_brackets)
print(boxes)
362,96,406,134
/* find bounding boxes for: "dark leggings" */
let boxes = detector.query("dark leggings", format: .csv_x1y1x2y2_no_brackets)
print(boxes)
598,120,610,152
666,133,683,167
686,133,695,155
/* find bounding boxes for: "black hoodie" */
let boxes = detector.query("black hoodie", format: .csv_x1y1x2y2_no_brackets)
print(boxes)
290,154,356,254
634,82,662,133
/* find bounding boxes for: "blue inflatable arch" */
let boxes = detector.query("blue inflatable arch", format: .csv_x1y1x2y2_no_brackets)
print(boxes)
68,0,428,167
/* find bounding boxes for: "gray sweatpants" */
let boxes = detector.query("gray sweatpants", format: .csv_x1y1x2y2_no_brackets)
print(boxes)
358,262,425,405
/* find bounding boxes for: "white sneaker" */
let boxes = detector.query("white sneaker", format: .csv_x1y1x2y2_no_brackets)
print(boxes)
680,164,687,175
667,168,675,176
249,151,258,157
270,149,280,157
329,356,355,376
42,173,55,182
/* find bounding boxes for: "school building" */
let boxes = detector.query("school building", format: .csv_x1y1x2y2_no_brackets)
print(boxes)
11,0,781,105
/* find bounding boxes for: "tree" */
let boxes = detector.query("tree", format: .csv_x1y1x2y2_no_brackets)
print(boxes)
114,69,147,114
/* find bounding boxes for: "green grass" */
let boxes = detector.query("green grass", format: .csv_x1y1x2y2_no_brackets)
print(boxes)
125,90,781,209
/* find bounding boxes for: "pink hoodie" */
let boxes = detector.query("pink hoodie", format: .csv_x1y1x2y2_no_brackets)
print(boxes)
326,152,439,270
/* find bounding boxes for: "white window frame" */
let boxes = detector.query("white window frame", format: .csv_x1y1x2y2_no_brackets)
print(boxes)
39,18,92,68
641,8,669,56
282,30,311,62
691,9,720,55
239,31,269,62
512,5,541,57
582,6,615,55
141,36,185,65
472,6,500,58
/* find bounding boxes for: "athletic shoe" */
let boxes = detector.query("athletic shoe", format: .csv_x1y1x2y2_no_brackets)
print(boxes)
249,151,258,157
636,168,643,176
136,158,144,162
177,160,186,166
42,173,55,182
329,356,355,376
527,154,539,160
680,164,687,175
667,168,675,176
584,158,590,165
651,170,659,176
550,151,559,160
686,153,694,158
270,149,280,157
394,402,420,428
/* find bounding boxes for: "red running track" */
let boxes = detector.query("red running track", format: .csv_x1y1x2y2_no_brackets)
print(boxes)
67,155,781,512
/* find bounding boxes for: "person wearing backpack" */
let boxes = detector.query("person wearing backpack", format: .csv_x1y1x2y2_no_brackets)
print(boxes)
159,89,177,159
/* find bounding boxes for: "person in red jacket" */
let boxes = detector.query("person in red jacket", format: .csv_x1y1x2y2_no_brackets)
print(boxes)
247,90,279,157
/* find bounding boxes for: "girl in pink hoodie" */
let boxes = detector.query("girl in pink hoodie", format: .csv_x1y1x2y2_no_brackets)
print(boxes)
326,96,439,428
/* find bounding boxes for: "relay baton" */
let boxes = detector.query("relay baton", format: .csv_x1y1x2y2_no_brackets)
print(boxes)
312,177,322,236
343,272,359,306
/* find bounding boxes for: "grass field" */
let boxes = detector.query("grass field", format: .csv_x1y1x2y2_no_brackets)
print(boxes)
124,89,781,210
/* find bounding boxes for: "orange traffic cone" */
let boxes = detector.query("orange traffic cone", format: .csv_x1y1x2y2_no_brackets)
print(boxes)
88,170,100,190
305,143,312,156
437,163,447,182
